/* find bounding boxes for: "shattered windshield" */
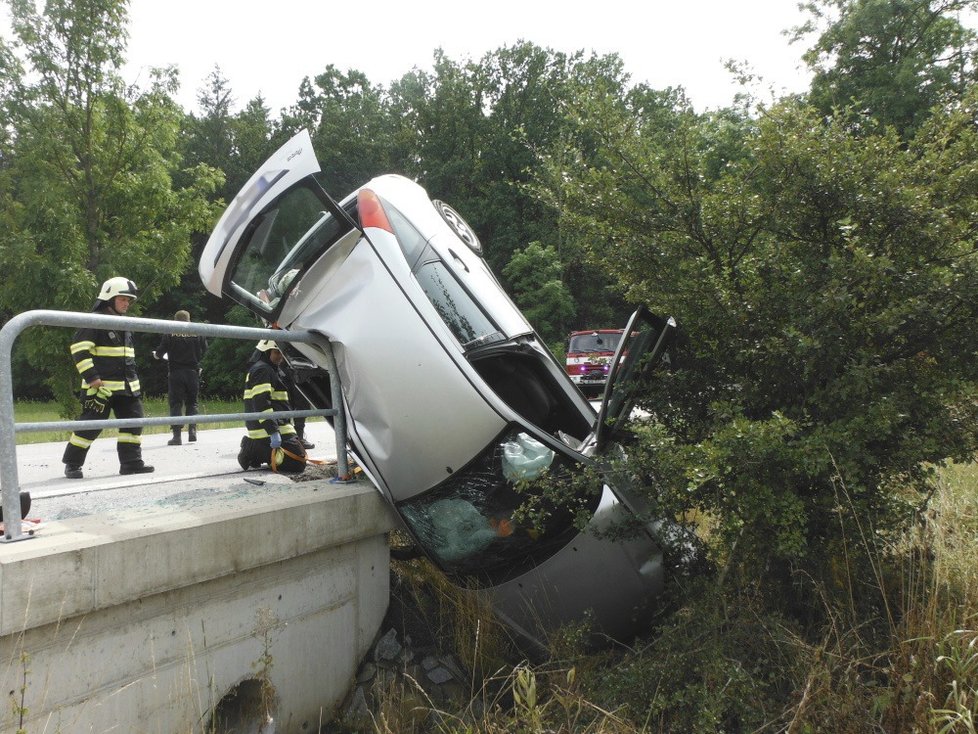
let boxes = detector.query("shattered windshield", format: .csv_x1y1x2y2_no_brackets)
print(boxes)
398,427,599,584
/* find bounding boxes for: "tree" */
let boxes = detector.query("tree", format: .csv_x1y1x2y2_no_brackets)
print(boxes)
389,44,638,329
533,78,978,603
502,241,575,346
387,50,490,219
160,71,280,397
0,0,221,409
279,65,398,194
796,0,978,136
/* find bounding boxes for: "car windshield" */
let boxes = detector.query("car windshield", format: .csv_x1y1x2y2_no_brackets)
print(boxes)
398,427,599,585
229,181,354,315
569,332,623,353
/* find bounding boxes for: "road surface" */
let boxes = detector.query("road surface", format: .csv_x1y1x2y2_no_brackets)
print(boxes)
11,422,341,522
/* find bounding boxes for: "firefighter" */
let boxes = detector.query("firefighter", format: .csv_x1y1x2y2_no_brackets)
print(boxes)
237,340,306,473
62,277,155,479
153,309,208,445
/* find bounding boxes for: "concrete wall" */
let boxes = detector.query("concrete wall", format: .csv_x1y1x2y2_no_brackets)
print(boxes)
0,478,396,734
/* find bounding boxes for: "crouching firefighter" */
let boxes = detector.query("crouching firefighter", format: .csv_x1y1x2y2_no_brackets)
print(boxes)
237,340,307,474
62,277,155,479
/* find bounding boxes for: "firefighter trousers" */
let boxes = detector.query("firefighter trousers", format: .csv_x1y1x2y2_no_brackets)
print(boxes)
62,393,145,468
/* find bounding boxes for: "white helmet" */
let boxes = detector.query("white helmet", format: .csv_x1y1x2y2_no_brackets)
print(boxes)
255,339,279,352
97,277,138,302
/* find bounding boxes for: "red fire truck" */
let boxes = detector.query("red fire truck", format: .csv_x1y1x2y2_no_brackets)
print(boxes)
565,329,625,397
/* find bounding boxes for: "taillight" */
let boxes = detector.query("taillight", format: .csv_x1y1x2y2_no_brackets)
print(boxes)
357,189,393,233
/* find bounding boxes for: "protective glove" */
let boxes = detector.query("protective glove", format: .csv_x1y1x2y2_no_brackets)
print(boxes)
269,431,282,449
83,394,105,414
83,384,112,413
83,397,105,413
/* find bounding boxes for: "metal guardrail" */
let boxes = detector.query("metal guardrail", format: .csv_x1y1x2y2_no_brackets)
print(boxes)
0,309,350,542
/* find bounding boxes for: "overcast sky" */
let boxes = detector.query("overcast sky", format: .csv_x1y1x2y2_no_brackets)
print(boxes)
3,0,818,114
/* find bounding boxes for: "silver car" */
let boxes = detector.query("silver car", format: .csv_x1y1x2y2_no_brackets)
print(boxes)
199,130,677,644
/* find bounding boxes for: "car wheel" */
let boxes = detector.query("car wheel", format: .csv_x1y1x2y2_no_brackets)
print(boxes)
434,200,483,256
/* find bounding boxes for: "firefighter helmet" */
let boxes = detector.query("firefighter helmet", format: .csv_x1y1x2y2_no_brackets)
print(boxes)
256,339,279,352
97,277,139,302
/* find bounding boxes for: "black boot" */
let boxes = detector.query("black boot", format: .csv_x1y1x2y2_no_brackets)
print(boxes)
167,429,181,446
237,436,250,470
120,461,155,475
188,425,197,442
64,464,83,479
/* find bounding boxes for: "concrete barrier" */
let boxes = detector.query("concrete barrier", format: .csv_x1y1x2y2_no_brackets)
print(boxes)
0,475,396,733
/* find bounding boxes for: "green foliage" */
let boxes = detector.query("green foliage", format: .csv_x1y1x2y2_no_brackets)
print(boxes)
0,0,221,415
532,71,978,595
576,579,798,732
502,241,575,344
796,0,978,137
199,305,264,399
283,65,401,193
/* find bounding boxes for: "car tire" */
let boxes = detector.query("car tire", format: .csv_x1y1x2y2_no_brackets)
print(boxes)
433,200,483,256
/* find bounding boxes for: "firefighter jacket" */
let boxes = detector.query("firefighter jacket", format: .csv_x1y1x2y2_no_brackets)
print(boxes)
243,356,297,440
69,308,141,396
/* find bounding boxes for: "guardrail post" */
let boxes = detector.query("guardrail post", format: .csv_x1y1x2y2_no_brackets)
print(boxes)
0,317,23,540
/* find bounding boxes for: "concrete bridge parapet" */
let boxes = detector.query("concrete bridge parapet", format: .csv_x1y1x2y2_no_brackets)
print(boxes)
0,476,396,733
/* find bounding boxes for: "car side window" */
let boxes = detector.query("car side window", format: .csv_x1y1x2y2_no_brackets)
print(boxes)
414,257,501,348
231,183,351,315
383,203,428,270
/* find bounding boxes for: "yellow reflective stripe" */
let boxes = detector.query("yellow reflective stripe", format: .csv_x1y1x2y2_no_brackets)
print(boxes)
75,358,95,373
69,434,93,449
90,346,132,357
77,380,138,392
261,408,274,414
244,383,273,399
117,433,141,445
271,390,289,400
247,425,296,439
70,341,95,354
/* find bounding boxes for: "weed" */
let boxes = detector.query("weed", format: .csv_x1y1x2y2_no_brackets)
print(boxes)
9,650,29,734
932,628,978,733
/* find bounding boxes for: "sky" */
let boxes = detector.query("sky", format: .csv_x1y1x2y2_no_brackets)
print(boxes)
1,0,818,114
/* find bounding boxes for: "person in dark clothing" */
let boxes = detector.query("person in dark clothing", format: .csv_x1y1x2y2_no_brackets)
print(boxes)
153,309,208,445
62,277,154,479
237,340,306,473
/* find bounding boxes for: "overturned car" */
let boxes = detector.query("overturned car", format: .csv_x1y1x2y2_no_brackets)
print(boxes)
199,130,677,644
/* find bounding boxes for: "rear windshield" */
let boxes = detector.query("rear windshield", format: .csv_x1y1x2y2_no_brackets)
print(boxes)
568,332,623,354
